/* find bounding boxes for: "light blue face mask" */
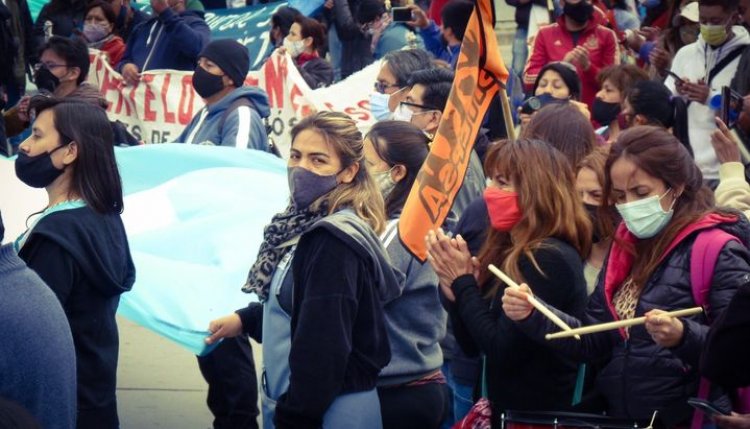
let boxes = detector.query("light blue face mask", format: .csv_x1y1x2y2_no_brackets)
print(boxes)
616,188,676,239
369,92,393,121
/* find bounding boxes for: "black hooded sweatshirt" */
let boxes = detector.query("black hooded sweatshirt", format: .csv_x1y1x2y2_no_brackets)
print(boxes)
19,205,135,429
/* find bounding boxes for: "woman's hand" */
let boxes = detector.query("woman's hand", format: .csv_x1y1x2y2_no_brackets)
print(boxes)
712,117,742,164
16,95,31,122
715,413,750,429
502,283,534,321
205,313,243,345
426,229,476,302
644,309,684,348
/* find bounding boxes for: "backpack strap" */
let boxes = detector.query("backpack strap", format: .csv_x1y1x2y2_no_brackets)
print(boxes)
708,46,747,86
689,228,740,429
689,228,739,313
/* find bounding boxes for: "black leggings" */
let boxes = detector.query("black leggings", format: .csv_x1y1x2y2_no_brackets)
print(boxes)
197,336,258,429
378,382,449,429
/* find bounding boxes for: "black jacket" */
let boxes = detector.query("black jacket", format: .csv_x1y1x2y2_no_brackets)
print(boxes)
32,0,86,59
702,276,750,388
19,206,135,429
332,0,373,79
273,211,402,429
504,0,549,29
449,238,587,423
516,216,750,423
297,56,334,89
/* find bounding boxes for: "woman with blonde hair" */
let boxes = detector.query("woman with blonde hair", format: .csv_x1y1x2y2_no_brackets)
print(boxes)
426,138,591,423
205,111,401,429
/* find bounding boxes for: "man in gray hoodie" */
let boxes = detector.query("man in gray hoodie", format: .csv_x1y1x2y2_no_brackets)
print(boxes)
178,39,272,152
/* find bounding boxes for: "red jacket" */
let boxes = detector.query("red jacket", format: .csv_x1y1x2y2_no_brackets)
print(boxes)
523,16,619,107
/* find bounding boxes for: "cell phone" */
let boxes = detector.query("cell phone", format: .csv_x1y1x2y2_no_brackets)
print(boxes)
391,7,412,22
687,398,731,417
721,86,744,129
666,70,685,85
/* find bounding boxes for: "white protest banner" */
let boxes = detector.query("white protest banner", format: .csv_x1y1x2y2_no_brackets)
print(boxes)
87,50,382,155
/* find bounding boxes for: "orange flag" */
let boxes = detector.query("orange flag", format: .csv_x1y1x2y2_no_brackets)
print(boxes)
398,0,509,261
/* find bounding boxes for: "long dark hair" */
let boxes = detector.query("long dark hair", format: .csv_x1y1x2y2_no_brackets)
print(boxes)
30,96,124,214
365,121,430,218
478,139,592,296
626,80,691,156
601,126,721,289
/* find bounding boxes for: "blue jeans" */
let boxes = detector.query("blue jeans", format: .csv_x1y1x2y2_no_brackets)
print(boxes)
328,24,342,82
441,362,475,428
511,27,529,79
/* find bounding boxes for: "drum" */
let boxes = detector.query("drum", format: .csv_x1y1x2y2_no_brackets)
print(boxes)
501,410,647,429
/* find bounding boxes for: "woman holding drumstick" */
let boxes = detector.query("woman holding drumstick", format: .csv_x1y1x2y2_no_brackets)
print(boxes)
426,138,592,423
503,126,750,425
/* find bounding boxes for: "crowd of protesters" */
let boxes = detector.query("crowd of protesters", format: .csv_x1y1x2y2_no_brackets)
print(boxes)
3,0,750,428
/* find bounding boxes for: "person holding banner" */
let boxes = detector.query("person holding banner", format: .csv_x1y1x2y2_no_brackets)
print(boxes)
177,39,270,151
280,16,334,89
425,138,592,423
15,97,135,429
81,0,126,67
502,127,750,426
206,111,401,429
118,0,209,84
363,120,449,429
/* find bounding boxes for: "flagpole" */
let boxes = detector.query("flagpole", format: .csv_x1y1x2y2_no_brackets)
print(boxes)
499,89,515,141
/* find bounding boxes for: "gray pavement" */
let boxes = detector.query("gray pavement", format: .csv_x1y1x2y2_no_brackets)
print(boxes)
117,317,263,428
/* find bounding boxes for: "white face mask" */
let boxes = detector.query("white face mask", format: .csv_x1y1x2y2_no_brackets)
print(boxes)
615,188,676,239
373,167,397,198
283,37,305,58
392,103,414,122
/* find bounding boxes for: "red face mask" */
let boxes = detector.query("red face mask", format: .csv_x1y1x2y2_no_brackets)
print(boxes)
484,187,522,232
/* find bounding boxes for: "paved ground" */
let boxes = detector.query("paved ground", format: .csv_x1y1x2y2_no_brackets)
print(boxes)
116,9,516,428
117,317,263,428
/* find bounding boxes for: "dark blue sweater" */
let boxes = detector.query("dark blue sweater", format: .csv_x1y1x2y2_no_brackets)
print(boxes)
0,244,77,429
118,8,210,72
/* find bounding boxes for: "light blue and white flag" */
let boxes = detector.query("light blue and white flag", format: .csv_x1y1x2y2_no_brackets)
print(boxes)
0,144,289,355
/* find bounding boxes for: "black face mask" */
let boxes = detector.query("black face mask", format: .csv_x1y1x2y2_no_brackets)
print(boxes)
34,66,61,93
584,203,602,243
592,99,621,126
563,1,594,24
15,145,68,188
192,66,226,99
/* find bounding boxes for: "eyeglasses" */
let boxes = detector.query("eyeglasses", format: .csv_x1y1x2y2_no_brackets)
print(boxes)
33,62,69,71
373,81,401,94
400,101,439,113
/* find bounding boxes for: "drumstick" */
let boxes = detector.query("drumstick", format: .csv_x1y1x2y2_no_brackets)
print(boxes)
488,264,580,340
544,307,704,340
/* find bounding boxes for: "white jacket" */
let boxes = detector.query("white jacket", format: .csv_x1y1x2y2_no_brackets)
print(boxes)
666,26,750,180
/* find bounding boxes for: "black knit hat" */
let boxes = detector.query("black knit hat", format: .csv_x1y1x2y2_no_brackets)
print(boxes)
533,61,582,101
198,39,250,87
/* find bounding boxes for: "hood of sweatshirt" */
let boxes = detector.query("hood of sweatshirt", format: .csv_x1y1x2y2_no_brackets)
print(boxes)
311,209,404,303
206,86,271,119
